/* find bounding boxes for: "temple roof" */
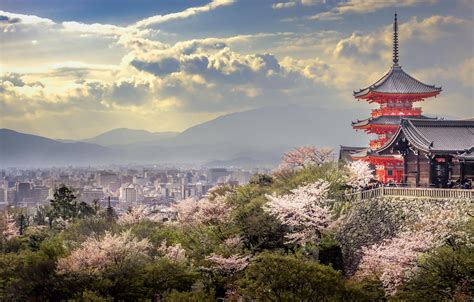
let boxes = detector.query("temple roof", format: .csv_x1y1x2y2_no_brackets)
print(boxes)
353,64,442,98
456,148,474,162
339,145,366,162
353,14,441,100
349,148,403,161
352,115,433,128
378,118,474,154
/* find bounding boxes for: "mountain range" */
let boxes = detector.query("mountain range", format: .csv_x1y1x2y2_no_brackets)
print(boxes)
0,106,368,167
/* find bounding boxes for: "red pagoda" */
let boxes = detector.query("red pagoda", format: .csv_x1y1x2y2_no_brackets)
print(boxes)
350,14,442,183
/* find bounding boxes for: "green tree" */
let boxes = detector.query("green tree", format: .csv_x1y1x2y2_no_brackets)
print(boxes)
239,253,345,301
393,242,473,301
50,185,95,222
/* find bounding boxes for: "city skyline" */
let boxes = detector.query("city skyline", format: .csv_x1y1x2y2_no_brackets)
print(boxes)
1,0,473,139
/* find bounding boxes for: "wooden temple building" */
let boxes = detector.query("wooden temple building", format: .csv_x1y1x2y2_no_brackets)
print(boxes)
340,14,474,187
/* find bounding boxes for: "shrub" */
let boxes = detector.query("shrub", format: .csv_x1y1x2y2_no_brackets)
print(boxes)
238,253,345,301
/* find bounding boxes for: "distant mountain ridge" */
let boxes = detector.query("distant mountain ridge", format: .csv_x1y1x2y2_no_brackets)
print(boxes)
78,128,178,146
0,106,368,167
0,129,113,167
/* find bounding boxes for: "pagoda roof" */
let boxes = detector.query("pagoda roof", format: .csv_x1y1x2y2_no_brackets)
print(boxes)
378,118,474,154
352,115,434,128
353,64,442,99
354,14,441,100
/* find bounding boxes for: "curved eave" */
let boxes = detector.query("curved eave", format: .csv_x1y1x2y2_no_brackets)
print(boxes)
351,154,403,162
352,123,399,131
376,119,432,154
376,127,404,153
354,90,441,102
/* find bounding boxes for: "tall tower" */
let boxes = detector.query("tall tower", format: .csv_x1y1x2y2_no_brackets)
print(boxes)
351,14,442,183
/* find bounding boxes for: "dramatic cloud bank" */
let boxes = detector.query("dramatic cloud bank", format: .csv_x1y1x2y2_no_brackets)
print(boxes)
0,1,472,138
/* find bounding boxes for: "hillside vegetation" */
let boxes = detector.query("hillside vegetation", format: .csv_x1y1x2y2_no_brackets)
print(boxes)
1,158,472,301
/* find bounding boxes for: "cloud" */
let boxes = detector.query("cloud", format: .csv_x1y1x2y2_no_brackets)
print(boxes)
0,73,25,87
1,0,236,40
133,0,235,28
106,80,152,106
0,10,54,26
458,58,474,87
333,31,385,62
308,0,437,21
272,2,297,9
130,58,181,76
61,21,131,37
0,15,21,25
0,2,472,139
272,0,325,9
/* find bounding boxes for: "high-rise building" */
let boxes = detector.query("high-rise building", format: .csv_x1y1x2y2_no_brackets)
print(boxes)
82,188,105,203
207,168,230,184
97,171,118,187
125,186,137,203
16,182,31,202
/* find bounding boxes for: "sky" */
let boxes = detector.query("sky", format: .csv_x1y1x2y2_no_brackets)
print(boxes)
0,0,473,139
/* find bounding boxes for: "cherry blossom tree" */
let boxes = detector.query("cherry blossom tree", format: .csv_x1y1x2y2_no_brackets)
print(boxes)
118,204,149,225
194,195,233,225
157,240,187,262
264,180,337,245
281,146,334,170
345,160,373,189
224,236,243,249
174,195,233,225
173,198,199,223
355,200,471,295
205,253,250,274
57,230,151,274
1,211,18,240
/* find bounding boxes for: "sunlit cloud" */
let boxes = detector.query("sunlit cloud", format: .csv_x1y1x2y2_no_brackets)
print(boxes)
307,0,438,21
0,0,472,138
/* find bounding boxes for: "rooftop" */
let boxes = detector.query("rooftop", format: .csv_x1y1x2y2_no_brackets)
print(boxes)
379,118,474,154
352,115,434,128
353,65,442,99
353,14,441,100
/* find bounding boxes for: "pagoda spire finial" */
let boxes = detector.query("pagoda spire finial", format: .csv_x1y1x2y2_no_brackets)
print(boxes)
393,13,399,65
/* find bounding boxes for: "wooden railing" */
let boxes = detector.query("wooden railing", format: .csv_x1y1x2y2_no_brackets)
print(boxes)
345,187,474,201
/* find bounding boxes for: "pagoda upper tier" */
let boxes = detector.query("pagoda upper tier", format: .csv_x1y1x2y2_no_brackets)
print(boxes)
352,115,435,133
353,64,442,103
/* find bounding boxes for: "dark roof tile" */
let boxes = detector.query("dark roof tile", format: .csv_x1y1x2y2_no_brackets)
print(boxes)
354,64,441,97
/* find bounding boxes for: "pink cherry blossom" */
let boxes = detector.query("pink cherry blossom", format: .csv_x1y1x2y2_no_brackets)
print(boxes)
1,211,18,240
206,253,250,274
264,180,337,245
355,200,471,295
57,230,151,274
118,204,149,225
157,240,187,262
281,146,334,170
345,161,373,189
174,195,232,225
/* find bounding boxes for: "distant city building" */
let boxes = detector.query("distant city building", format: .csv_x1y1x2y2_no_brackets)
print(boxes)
16,182,31,203
133,176,146,186
120,185,137,203
97,171,118,187
82,188,105,203
30,186,49,203
207,168,229,184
